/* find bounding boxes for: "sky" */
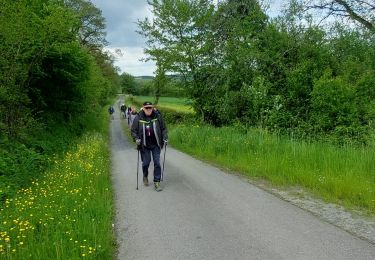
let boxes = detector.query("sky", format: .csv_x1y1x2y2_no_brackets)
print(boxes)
90,0,284,77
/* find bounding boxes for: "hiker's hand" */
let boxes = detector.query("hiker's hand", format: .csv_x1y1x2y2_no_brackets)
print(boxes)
136,139,141,145
163,139,168,144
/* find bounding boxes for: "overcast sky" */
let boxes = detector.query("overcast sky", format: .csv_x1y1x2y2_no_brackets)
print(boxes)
90,0,283,76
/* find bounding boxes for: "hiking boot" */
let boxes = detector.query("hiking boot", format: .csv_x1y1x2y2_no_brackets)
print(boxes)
143,177,149,186
154,182,163,192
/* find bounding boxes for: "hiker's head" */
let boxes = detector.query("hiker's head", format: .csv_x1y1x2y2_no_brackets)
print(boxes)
143,102,153,116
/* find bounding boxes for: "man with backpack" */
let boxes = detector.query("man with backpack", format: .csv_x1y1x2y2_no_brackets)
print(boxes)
131,102,168,192
108,106,115,120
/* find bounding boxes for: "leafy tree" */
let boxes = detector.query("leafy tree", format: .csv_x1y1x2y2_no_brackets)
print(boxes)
0,0,118,138
64,0,108,51
153,62,168,105
120,73,137,95
30,43,92,118
0,0,78,137
137,0,215,83
198,0,269,125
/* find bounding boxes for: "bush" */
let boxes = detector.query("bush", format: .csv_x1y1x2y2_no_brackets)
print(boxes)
311,76,357,129
309,74,375,145
157,107,196,125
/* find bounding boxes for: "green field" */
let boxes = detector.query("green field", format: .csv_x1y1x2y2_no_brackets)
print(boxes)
130,95,194,113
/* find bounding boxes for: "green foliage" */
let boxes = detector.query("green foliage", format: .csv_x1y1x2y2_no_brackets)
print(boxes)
0,0,74,137
64,0,108,50
120,72,137,95
139,0,375,145
311,76,356,129
137,0,215,84
132,77,152,96
157,106,196,125
30,43,92,118
162,78,188,97
1,0,118,132
0,1,117,257
0,0,119,201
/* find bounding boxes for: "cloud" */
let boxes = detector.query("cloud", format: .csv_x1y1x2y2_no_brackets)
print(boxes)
106,46,156,76
91,0,149,46
90,0,155,75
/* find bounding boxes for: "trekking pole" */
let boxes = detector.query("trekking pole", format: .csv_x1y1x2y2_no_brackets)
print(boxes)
161,143,167,182
136,149,140,190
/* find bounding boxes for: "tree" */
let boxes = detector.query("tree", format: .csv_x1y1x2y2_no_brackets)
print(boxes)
64,0,108,51
120,73,137,95
290,0,374,32
0,0,78,137
0,0,118,138
137,0,215,80
197,0,269,125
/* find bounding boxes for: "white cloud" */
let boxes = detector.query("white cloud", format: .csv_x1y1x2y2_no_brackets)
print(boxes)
130,3,153,20
105,46,156,76
90,0,156,75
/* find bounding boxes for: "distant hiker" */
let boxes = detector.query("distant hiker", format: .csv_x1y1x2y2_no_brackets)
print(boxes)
131,102,168,191
120,104,127,118
127,106,134,125
108,106,115,120
127,107,132,124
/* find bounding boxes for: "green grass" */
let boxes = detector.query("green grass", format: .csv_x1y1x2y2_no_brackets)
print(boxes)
132,96,194,113
169,125,375,214
0,120,115,258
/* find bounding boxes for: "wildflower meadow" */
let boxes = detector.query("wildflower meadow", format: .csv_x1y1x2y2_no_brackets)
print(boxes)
0,133,114,259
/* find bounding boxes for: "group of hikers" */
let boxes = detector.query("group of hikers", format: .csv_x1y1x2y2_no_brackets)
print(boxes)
109,101,168,192
109,103,138,125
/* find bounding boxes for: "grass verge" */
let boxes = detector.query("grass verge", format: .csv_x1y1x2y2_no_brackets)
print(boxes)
0,131,114,259
169,124,375,215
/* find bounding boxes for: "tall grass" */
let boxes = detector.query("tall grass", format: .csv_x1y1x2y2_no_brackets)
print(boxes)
169,125,375,214
0,131,114,258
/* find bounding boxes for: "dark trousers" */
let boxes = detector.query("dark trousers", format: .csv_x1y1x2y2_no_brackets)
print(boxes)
141,146,161,182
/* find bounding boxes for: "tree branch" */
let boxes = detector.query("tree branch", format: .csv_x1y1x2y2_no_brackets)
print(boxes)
334,0,374,31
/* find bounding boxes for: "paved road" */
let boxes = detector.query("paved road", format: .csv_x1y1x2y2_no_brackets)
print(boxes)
109,109,375,260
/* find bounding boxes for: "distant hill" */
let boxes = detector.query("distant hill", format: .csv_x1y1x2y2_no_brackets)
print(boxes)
134,74,183,81
134,76,154,80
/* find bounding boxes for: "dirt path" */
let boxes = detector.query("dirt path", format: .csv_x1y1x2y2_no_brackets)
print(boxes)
109,107,375,260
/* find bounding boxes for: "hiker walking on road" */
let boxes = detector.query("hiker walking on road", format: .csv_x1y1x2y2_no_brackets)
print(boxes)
128,107,138,126
120,104,127,119
131,102,168,191
108,106,115,120
127,107,132,124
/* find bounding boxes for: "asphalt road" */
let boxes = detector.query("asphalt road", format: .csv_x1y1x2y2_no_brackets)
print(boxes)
109,109,375,260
